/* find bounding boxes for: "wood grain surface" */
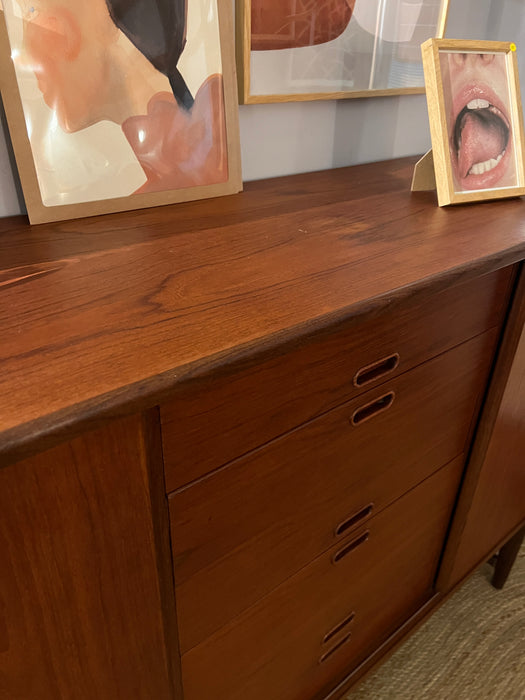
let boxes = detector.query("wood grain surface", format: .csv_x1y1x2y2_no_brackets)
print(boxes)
0,413,178,700
170,330,499,652
438,267,525,590
161,267,512,490
180,458,463,700
1,157,525,465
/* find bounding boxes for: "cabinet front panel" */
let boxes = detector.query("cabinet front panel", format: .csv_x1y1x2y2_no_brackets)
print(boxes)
0,415,176,700
441,272,525,589
161,268,512,490
180,458,463,700
170,329,498,652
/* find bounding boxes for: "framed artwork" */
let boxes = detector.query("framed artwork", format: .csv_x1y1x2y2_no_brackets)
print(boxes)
421,38,525,206
0,0,242,224
236,0,450,104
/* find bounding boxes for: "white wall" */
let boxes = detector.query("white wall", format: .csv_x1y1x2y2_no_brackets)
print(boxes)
0,0,517,217
486,0,525,79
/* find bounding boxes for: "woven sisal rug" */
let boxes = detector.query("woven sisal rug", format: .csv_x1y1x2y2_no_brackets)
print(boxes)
347,545,525,699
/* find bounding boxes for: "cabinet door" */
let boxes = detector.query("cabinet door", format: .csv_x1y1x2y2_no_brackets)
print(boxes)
0,413,180,700
438,267,525,590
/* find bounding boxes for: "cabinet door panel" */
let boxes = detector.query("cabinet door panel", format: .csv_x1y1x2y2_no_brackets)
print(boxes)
0,414,178,700
439,269,525,589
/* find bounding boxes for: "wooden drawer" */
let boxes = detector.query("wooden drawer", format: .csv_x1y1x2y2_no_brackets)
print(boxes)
161,267,512,491
170,329,498,653
180,457,463,700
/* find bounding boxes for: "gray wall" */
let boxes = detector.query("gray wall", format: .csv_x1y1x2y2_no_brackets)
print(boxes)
0,0,520,218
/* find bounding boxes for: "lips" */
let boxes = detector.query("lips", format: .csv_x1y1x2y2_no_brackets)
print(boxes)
450,84,513,191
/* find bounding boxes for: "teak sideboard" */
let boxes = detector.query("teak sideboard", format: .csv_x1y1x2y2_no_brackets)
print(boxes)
1,157,524,700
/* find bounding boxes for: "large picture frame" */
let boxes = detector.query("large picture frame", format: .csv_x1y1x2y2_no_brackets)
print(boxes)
421,38,525,206
236,0,449,104
0,0,241,224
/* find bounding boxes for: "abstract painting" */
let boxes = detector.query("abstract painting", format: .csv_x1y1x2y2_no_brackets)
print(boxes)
0,0,241,223
237,0,449,103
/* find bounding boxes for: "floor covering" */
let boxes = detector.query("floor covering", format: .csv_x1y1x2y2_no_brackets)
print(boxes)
347,545,525,699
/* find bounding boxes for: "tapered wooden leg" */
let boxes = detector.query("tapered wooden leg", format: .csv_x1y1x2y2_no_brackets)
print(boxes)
491,526,525,590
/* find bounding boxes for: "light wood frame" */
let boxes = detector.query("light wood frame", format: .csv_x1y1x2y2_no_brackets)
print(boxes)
0,1,242,224
237,0,449,104
421,38,525,206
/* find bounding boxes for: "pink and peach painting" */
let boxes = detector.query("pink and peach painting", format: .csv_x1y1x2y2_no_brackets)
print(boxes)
0,0,241,222
239,0,450,103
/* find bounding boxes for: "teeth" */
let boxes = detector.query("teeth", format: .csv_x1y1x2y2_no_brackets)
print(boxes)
469,152,504,175
467,98,490,110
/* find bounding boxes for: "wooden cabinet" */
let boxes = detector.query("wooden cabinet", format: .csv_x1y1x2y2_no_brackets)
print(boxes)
1,158,524,700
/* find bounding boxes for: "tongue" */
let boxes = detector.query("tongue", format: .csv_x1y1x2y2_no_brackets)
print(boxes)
458,112,505,177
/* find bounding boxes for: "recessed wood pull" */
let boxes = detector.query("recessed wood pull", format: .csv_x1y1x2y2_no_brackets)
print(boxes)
319,632,352,664
353,353,400,387
332,531,370,564
335,504,374,537
323,610,355,644
351,391,395,426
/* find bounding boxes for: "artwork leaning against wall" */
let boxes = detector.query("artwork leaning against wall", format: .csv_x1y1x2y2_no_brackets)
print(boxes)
0,0,242,223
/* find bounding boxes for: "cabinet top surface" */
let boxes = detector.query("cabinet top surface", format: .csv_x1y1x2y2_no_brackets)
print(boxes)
2,156,525,462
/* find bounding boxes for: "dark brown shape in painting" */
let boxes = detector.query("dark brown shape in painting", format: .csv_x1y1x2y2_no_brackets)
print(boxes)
251,0,356,51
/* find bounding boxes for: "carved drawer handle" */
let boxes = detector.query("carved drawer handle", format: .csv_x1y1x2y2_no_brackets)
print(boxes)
332,531,370,564
353,353,400,387
351,391,395,426
335,504,374,537
319,632,353,664
323,610,355,644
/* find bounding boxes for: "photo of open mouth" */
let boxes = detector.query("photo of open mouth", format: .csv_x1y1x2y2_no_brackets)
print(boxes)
451,87,513,191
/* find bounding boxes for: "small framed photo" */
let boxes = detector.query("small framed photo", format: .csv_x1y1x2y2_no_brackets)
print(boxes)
0,1,241,224
421,38,525,206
